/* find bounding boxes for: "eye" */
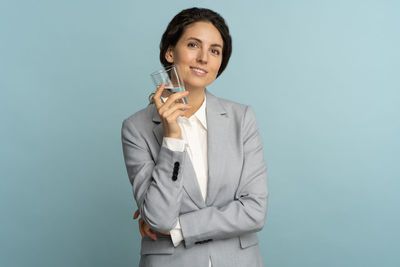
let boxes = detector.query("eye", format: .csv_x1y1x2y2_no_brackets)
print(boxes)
188,42,198,48
211,49,221,55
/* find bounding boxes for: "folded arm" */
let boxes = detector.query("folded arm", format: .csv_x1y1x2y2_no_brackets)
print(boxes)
121,119,186,233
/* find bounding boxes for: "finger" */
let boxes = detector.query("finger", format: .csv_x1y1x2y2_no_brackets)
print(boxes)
144,225,158,241
161,103,191,119
162,91,189,109
138,219,145,238
158,91,189,116
164,109,188,124
159,231,170,235
147,228,158,241
133,209,140,220
148,230,158,241
157,91,189,116
153,83,165,109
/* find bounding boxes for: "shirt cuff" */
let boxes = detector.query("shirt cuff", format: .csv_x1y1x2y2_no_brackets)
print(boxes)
162,137,185,152
170,219,183,247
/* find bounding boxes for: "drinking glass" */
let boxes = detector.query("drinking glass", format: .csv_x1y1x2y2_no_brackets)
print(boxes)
150,65,188,105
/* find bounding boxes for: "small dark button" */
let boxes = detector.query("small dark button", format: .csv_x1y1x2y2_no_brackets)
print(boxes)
195,239,212,245
174,162,180,167
173,166,179,172
172,175,178,181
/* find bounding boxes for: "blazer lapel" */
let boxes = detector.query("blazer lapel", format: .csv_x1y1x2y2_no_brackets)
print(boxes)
152,107,163,146
151,90,229,208
204,89,228,206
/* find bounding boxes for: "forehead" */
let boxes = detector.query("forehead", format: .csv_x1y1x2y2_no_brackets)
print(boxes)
180,21,223,46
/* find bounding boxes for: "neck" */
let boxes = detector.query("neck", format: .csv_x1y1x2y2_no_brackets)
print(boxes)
184,87,205,118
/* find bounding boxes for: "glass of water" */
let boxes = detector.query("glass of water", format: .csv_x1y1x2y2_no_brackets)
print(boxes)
150,65,188,105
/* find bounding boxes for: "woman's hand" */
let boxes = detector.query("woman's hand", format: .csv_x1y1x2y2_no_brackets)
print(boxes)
133,209,170,240
153,83,191,139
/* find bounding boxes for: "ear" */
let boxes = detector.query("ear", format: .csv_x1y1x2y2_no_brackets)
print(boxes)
165,46,174,63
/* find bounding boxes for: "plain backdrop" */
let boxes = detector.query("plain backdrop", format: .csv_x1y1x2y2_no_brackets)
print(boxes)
1,0,399,266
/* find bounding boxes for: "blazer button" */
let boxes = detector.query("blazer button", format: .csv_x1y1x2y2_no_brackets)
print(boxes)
172,174,178,181
174,162,180,167
195,239,211,245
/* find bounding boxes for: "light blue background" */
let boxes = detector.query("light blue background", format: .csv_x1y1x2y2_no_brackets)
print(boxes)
1,0,399,266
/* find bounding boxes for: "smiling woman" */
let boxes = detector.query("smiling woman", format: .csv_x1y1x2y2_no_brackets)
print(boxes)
121,7,268,267
165,21,223,94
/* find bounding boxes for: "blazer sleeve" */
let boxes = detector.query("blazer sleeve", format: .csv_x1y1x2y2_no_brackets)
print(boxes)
121,118,186,233
178,106,269,247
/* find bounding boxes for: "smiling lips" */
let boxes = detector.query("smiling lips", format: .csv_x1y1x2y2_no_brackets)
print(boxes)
190,66,208,76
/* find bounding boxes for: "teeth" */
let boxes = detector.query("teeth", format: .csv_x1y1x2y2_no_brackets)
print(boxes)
191,67,206,74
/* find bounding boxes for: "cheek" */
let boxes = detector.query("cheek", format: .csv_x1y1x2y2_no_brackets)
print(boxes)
211,58,223,73
175,49,196,64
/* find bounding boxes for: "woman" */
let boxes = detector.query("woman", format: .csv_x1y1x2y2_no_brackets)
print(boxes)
121,7,268,267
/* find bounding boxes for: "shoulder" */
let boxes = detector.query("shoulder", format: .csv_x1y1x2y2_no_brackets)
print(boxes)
122,104,156,132
212,93,256,123
212,95,261,143
217,96,248,113
123,104,154,123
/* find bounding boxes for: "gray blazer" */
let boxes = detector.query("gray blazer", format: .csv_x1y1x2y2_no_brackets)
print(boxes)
121,89,268,267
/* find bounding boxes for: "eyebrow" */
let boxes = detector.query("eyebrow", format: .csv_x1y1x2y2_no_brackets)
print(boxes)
186,37,223,48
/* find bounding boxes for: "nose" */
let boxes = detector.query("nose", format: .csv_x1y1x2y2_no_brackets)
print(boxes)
197,48,208,64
